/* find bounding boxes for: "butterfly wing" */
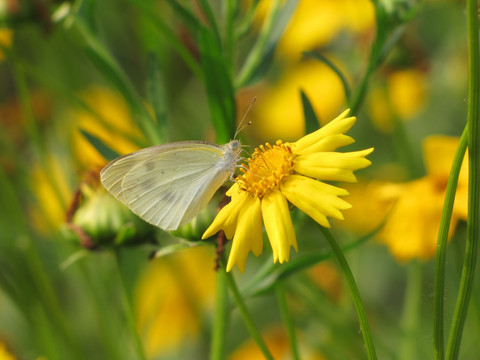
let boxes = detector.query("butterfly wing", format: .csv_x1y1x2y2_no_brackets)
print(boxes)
100,142,235,230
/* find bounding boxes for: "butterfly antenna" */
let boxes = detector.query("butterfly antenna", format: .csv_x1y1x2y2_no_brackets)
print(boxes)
234,97,256,139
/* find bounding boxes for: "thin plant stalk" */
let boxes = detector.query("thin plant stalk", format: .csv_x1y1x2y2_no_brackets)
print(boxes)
210,266,229,360
235,0,281,88
446,0,480,357
114,251,147,360
433,127,468,360
225,271,274,360
318,226,377,360
275,281,300,360
400,261,422,360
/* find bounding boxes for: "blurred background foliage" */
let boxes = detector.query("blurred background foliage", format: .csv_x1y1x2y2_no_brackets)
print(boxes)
0,0,477,359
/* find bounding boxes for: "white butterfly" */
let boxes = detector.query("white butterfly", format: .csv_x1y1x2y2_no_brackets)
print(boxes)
100,140,242,231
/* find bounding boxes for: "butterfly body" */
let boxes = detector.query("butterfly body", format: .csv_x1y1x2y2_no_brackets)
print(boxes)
100,140,242,230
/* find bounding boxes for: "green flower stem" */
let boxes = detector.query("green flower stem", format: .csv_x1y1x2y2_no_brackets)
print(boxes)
446,0,480,358
275,282,300,360
225,271,274,360
198,0,222,47
349,3,404,116
235,0,281,88
318,226,377,360
114,250,146,360
400,261,423,360
128,0,203,81
433,127,468,360
223,0,236,71
210,266,229,360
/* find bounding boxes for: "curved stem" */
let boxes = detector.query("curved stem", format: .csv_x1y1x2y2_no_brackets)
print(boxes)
275,282,300,360
446,0,480,357
225,271,274,360
433,127,468,360
318,226,377,360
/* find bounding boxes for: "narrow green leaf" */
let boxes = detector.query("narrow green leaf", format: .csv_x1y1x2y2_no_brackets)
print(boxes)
303,51,352,103
198,0,222,48
300,89,319,134
319,227,377,360
146,53,168,142
235,0,261,40
236,0,299,88
72,19,162,144
128,0,203,80
199,27,236,143
80,130,120,161
150,241,209,259
242,218,386,297
165,0,201,35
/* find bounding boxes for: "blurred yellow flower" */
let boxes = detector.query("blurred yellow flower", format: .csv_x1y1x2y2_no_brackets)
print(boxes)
0,341,15,360
135,247,215,357
252,60,347,142
203,110,373,272
0,28,13,62
72,86,143,168
30,156,71,232
254,0,374,59
368,68,428,133
229,327,326,360
345,136,467,262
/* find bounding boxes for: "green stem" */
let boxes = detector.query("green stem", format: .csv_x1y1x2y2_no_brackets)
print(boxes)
400,261,422,360
198,0,222,47
114,251,146,360
433,127,468,360
446,0,480,357
223,0,236,71
275,282,300,360
235,0,281,88
210,267,229,360
225,271,274,360
318,226,377,360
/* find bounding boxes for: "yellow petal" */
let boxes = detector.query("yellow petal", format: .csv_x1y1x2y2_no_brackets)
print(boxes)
294,148,373,182
281,175,351,227
261,190,297,263
226,196,263,273
292,109,355,155
202,191,249,239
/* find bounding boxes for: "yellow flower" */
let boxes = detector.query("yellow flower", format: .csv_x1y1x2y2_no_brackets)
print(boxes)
229,326,326,360
71,86,143,168
344,136,467,262
252,60,348,142
135,247,215,357
367,68,427,133
0,28,13,62
0,341,15,360
203,110,373,272
253,0,374,60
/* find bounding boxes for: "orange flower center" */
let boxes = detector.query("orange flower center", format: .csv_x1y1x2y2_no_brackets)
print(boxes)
236,140,295,198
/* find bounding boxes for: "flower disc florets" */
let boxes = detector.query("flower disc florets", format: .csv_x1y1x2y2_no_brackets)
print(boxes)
236,141,294,198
